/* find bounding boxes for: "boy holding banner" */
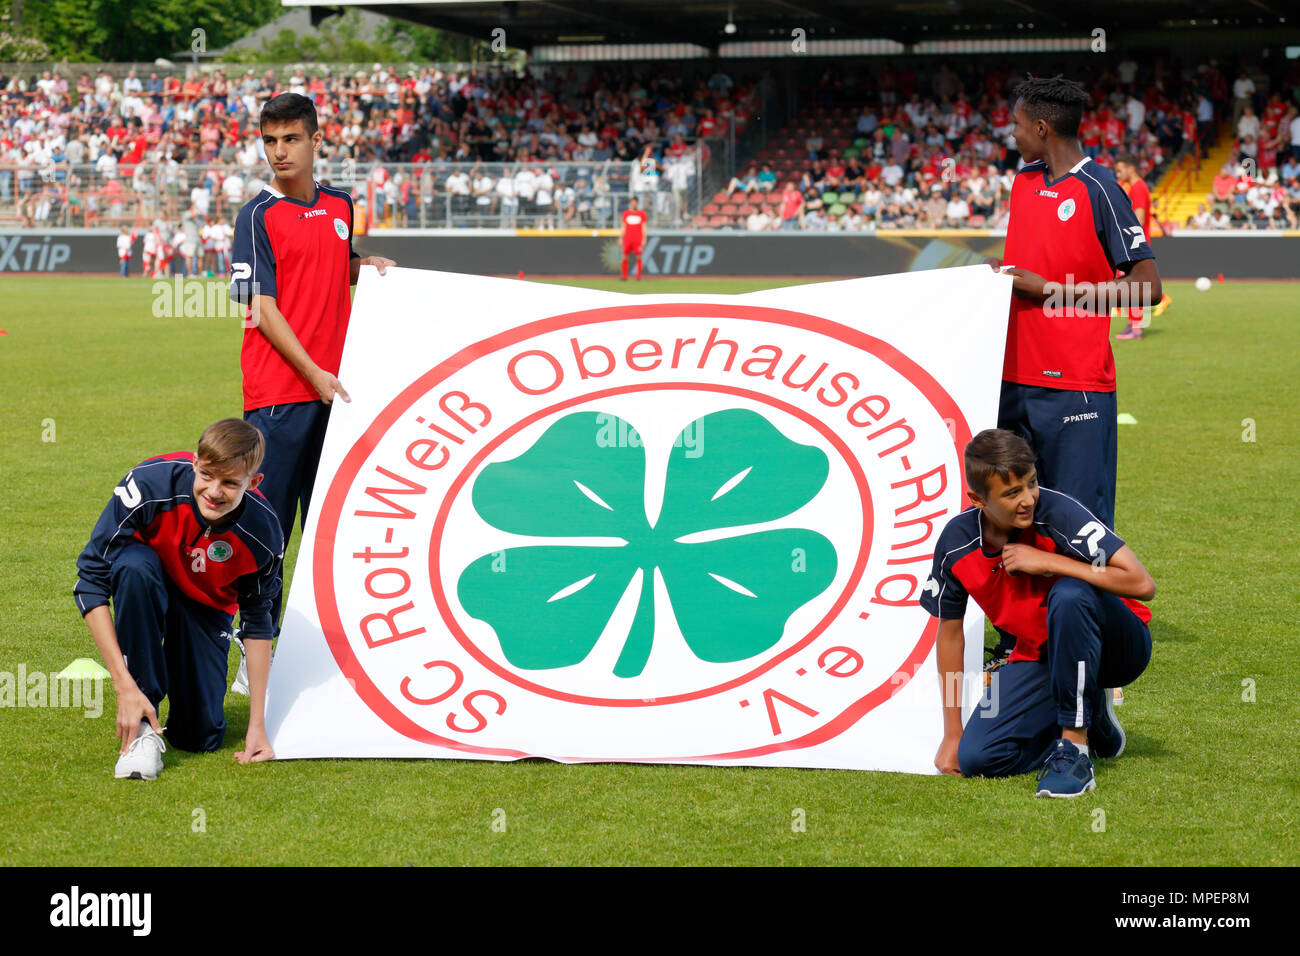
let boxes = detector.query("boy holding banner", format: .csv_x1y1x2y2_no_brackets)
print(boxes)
74,420,283,779
921,429,1154,798
229,92,393,683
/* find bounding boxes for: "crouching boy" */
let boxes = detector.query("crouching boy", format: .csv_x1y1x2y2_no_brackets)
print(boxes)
921,429,1155,797
74,419,284,779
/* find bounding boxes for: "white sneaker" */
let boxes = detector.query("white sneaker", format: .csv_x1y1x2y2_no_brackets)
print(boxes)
231,630,249,696
114,722,166,780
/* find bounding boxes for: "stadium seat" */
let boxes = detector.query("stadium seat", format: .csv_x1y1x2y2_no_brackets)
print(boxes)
829,203,847,216
822,192,839,205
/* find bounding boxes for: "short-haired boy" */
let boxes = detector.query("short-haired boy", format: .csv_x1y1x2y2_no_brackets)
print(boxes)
74,419,284,779
920,429,1155,797
230,92,393,665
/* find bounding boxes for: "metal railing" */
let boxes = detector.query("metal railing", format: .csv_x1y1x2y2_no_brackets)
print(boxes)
0,153,706,231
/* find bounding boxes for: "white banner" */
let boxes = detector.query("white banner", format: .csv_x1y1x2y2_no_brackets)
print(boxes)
266,266,1011,772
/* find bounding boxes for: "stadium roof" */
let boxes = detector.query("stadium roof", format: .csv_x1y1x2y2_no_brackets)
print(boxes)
282,0,1293,52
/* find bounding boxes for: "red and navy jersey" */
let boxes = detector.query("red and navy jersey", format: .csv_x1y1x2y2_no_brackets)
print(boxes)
920,488,1151,662
1123,176,1151,229
1003,157,1155,391
230,182,359,411
74,453,284,638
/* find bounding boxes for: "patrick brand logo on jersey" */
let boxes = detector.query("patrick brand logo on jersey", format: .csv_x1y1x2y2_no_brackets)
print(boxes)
207,540,233,562
333,218,349,240
1057,198,1076,221
1036,188,1059,198
300,209,326,219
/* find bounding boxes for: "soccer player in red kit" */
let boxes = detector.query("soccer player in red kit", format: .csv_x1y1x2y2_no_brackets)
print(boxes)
985,75,1161,536
620,196,647,280
229,93,394,680
1113,154,1160,339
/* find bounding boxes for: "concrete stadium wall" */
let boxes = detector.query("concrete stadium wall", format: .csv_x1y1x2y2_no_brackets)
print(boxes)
5,229,1299,279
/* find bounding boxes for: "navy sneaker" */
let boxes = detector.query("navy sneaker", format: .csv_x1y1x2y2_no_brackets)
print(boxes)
1088,689,1126,759
1034,740,1096,798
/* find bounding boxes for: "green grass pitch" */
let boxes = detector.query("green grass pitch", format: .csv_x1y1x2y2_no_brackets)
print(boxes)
1,274,1295,866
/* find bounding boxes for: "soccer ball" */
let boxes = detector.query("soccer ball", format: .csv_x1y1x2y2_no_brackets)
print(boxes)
1195,276,1212,292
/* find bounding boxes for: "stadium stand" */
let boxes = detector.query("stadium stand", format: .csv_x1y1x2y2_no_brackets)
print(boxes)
2,53,1298,235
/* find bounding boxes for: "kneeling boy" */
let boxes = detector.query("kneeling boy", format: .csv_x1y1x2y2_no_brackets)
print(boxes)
921,429,1155,797
74,419,284,779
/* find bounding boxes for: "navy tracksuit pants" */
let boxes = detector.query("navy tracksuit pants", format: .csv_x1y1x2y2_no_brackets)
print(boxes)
958,578,1151,778
999,382,1118,530
112,542,233,752
244,400,331,632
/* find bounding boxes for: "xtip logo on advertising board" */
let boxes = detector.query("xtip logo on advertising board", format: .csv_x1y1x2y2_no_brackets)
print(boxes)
602,236,716,276
0,235,72,271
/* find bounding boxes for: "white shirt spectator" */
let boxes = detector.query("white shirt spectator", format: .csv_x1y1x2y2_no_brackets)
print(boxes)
190,185,210,216
881,162,905,187
238,138,261,168
1233,76,1255,101
1290,115,1300,148
445,171,471,195
1237,112,1260,141
666,158,691,193
1118,56,1138,85
746,209,772,231
211,221,233,252
1126,96,1146,133
1209,210,1231,228
534,172,554,206
96,151,118,179
946,197,971,222
514,168,537,201
222,173,245,205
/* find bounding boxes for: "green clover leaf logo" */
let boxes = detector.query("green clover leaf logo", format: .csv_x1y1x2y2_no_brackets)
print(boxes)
457,409,837,678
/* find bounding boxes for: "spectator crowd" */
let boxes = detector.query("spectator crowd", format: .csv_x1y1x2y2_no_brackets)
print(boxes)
0,61,752,229
3,53,1300,234
722,55,1300,233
